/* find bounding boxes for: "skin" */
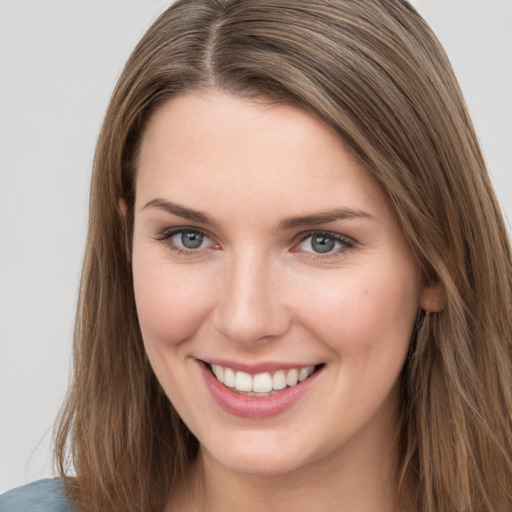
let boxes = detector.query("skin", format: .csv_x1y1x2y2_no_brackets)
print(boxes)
131,91,437,511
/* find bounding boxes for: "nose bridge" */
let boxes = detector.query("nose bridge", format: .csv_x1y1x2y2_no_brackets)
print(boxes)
214,247,290,345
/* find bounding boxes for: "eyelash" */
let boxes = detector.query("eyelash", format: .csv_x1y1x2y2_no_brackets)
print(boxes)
155,227,355,258
155,227,217,256
295,231,355,259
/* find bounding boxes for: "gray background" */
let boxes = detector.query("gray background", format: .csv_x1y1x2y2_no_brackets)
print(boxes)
1,0,511,493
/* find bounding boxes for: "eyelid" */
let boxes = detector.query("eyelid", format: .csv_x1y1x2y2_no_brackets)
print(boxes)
292,230,356,257
154,226,355,258
155,225,207,240
155,226,219,253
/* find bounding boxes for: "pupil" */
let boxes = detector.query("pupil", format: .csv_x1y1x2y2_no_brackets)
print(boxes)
312,235,334,253
181,231,203,249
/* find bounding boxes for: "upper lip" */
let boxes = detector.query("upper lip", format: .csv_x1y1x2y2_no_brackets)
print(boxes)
199,358,322,374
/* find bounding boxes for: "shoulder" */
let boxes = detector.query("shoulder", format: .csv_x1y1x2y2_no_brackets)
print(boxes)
0,479,73,512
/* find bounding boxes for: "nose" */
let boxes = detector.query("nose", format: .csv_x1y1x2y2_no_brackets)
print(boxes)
213,252,291,345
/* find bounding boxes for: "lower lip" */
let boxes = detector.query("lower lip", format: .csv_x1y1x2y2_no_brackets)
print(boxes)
199,362,322,419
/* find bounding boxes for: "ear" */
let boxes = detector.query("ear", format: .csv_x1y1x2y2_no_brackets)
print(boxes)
420,282,446,312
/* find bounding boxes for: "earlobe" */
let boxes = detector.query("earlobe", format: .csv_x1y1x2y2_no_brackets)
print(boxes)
420,283,446,312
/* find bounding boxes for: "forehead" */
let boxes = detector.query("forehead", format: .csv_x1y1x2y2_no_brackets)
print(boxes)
135,91,391,223
138,91,344,167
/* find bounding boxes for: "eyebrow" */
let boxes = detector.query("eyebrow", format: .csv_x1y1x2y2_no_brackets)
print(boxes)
143,198,375,229
278,208,375,229
143,199,217,226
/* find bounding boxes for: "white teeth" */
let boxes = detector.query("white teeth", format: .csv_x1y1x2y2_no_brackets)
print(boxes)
235,371,253,392
286,368,299,387
298,367,309,382
212,364,224,383
298,365,315,382
224,367,236,388
210,364,317,393
253,372,273,392
272,370,287,390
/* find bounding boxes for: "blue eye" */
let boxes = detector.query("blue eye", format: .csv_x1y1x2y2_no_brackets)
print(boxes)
174,229,205,249
298,232,352,255
157,227,215,254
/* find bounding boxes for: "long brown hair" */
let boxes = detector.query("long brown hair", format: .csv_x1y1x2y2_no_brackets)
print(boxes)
55,1,512,510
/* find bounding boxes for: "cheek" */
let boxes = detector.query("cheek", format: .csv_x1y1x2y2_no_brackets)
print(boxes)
295,261,420,357
132,255,214,348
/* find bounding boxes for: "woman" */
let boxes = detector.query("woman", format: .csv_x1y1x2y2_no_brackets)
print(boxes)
2,0,511,510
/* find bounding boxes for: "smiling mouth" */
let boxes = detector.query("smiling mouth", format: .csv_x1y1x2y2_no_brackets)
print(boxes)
205,362,323,397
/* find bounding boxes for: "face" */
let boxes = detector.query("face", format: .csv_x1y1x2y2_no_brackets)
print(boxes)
132,91,428,478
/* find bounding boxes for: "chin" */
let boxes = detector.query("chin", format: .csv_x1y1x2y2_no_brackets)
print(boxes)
198,425,325,477
205,447,307,477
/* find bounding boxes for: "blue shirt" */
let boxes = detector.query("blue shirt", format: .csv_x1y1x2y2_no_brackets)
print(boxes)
0,479,73,512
